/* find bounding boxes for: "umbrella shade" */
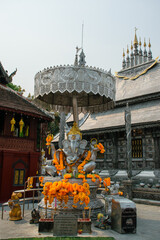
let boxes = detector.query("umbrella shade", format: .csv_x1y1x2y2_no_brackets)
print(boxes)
34,65,116,114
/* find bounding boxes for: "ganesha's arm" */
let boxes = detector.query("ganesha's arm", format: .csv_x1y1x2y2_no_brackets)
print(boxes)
90,148,99,162
83,161,96,173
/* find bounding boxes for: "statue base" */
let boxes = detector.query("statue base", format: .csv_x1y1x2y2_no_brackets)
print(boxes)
38,177,104,221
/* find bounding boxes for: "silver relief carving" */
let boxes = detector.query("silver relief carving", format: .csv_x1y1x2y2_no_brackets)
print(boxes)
34,66,115,99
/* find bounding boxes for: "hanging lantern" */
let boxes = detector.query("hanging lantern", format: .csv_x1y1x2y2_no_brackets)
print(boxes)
10,117,16,132
19,118,24,137
25,125,29,137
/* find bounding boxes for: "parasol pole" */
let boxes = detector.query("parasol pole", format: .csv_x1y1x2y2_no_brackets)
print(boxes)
72,95,79,124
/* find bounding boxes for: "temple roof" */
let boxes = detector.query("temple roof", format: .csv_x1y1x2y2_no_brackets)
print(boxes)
116,60,160,101
0,84,53,120
80,99,160,133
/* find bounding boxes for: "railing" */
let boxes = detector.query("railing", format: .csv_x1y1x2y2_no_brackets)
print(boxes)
1,176,44,219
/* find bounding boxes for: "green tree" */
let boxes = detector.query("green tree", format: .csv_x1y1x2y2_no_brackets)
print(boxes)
7,82,25,93
48,112,60,136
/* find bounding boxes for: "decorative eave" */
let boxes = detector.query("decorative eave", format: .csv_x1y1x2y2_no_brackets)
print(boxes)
0,62,11,84
82,121,160,135
0,84,53,121
116,92,160,108
115,57,159,80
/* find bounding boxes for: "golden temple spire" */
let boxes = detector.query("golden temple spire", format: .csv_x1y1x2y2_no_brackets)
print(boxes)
134,27,138,45
127,45,129,54
139,37,141,47
131,41,133,50
144,38,146,47
148,38,151,48
123,48,125,57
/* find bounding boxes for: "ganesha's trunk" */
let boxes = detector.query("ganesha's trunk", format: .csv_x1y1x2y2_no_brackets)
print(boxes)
71,140,77,154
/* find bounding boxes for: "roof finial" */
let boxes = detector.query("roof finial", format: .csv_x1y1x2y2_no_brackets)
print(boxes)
148,38,152,61
134,27,138,45
143,38,147,62
74,46,81,66
79,49,86,67
130,41,134,67
81,22,84,50
139,37,143,64
144,38,146,47
126,45,130,68
122,48,126,69
78,22,86,67
123,48,125,57
139,37,141,46
148,38,151,48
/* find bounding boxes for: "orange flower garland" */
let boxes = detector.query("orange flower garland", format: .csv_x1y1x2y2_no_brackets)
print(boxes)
103,177,111,192
78,174,87,183
103,177,111,187
46,134,53,155
39,176,44,186
42,180,90,210
87,174,96,183
96,143,105,153
64,173,72,179
53,150,65,174
118,191,123,196
78,150,91,174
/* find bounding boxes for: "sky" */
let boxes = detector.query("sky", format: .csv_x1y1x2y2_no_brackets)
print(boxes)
0,0,160,96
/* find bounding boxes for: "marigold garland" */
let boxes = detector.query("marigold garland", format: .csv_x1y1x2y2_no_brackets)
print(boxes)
103,177,111,192
42,180,90,210
53,150,65,174
103,177,111,187
96,143,105,153
64,173,72,179
78,150,91,174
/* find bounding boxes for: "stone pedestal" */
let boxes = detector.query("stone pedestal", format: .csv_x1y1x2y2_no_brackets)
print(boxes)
38,177,104,221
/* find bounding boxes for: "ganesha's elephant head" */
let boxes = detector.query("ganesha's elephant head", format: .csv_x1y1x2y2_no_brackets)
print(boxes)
62,134,87,164
62,122,87,164
62,134,87,155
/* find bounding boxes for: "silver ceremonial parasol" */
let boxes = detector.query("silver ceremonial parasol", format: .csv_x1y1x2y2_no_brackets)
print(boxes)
34,49,116,123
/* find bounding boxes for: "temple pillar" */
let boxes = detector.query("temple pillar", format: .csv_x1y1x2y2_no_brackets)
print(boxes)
104,134,107,169
112,133,118,169
153,132,160,169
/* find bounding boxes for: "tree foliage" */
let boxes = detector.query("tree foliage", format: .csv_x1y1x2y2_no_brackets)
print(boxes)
48,112,60,136
7,82,22,91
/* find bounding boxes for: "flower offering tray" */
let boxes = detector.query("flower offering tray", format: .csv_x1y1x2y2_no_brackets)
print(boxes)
78,218,92,233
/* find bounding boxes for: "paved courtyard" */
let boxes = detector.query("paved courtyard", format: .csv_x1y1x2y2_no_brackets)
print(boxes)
0,203,160,240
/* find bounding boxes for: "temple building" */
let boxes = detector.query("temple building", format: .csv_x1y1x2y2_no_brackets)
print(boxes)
0,62,53,202
77,31,160,172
